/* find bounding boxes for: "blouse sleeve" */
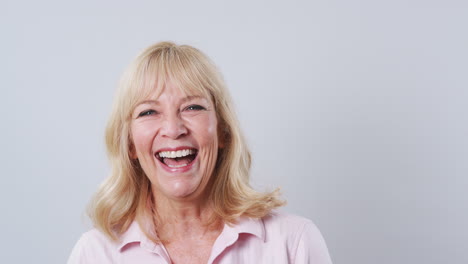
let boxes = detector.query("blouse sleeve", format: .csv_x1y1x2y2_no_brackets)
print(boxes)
294,221,333,264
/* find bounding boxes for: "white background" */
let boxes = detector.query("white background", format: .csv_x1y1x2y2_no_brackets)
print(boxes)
1,0,467,263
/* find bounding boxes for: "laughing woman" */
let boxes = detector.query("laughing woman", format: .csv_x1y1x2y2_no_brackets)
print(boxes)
68,42,332,264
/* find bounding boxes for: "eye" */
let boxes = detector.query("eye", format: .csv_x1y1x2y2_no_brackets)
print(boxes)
185,104,206,111
138,109,157,117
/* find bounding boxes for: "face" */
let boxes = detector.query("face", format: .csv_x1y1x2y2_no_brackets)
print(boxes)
130,83,220,202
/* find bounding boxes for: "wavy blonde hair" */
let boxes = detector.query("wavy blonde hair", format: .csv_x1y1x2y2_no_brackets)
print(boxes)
89,41,285,242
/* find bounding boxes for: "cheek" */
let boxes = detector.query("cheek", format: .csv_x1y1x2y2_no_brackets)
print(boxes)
131,122,158,153
203,126,217,144
185,114,219,144
196,116,220,172
201,115,219,143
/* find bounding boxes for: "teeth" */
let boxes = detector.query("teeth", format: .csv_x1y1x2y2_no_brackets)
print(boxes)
158,149,195,158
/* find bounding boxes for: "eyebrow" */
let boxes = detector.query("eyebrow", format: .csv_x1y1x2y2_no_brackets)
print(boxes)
136,95,205,106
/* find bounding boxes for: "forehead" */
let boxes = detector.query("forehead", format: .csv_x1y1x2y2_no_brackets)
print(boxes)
138,78,211,101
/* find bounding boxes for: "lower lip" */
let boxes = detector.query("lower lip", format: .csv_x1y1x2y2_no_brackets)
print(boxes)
156,154,198,173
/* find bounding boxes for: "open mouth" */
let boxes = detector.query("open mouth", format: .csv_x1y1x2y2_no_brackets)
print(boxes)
155,148,198,168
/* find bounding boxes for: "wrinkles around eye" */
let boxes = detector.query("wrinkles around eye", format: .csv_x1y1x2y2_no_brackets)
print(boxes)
184,104,206,111
138,109,157,117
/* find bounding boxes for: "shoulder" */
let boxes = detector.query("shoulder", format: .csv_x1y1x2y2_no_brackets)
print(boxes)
262,210,319,235
261,211,333,264
67,228,119,264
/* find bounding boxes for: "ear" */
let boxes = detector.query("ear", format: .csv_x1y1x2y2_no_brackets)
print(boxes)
218,136,225,149
129,143,138,159
217,124,229,149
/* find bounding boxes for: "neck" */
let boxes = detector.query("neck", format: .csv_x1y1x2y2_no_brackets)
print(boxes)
152,192,222,242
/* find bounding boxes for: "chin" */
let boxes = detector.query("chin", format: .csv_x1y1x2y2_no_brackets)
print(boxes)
157,178,203,200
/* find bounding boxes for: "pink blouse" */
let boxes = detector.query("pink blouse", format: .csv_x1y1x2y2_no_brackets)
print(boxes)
68,211,332,263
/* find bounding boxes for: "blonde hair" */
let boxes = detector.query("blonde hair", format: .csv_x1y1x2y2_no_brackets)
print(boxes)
89,41,285,242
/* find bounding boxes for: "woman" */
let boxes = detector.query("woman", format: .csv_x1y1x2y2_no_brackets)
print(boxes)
68,42,332,264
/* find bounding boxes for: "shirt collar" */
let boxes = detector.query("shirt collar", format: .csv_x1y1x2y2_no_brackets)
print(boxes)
230,216,266,242
117,221,147,251
117,216,266,251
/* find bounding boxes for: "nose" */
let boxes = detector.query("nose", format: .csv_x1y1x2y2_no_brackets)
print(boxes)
160,113,188,139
